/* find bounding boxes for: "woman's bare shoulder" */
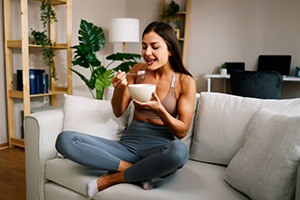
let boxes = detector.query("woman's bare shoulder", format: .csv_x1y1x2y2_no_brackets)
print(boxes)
179,74,196,93
179,73,196,86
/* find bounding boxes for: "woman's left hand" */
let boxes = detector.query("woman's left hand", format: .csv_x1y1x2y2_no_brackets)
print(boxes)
132,92,163,113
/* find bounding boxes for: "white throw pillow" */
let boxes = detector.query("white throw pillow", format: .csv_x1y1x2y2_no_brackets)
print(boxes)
63,94,129,140
190,92,300,165
224,109,300,200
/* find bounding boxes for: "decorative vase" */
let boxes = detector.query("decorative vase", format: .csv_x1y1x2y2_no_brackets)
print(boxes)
295,67,300,77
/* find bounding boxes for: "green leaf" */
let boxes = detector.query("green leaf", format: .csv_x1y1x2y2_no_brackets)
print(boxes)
79,19,105,52
71,19,105,68
113,61,137,72
95,69,114,91
106,53,141,61
72,44,101,68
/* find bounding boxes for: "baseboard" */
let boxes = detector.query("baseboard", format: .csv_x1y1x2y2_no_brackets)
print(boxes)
0,143,9,150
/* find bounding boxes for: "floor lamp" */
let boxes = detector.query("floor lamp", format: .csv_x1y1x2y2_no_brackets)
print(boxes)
109,18,140,53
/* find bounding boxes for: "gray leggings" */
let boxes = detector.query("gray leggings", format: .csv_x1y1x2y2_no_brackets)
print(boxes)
55,120,189,182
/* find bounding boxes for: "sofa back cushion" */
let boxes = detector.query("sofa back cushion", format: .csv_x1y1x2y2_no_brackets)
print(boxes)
190,92,300,165
63,95,129,140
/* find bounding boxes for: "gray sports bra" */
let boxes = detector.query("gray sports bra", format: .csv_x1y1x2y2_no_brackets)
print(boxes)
134,72,177,119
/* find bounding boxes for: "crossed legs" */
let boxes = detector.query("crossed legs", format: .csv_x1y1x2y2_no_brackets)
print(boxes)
56,131,189,198
87,140,189,197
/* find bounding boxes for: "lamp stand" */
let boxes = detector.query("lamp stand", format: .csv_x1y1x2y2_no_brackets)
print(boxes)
122,42,126,53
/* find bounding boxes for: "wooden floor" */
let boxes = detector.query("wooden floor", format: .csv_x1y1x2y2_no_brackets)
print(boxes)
0,147,26,200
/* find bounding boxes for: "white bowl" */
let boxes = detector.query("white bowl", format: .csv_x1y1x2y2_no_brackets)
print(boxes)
128,84,156,102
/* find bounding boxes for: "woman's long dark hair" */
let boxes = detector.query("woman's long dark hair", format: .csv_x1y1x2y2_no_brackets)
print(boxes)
142,21,193,77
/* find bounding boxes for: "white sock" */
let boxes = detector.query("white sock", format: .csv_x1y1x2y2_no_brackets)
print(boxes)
141,180,154,190
86,178,99,198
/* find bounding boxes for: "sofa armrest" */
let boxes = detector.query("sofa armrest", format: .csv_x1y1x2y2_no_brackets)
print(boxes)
24,109,64,200
296,164,300,200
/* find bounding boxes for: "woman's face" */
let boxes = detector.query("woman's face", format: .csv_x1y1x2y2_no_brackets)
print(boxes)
142,31,170,70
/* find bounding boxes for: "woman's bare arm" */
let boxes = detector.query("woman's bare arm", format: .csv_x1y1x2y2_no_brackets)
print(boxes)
133,74,196,139
111,63,145,117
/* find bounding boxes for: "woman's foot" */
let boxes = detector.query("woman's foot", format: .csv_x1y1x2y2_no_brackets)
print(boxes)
141,180,154,190
86,172,125,198
86,160,131,198
86,178,99,198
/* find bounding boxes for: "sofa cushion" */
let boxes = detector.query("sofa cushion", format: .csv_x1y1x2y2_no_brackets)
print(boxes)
190,92,300,165
224,109,300,200
63,94,129,140
46,158,106,196
45,158,248,200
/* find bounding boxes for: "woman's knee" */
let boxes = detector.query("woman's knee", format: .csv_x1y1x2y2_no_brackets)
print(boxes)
55,131,78,155
162,140,189,167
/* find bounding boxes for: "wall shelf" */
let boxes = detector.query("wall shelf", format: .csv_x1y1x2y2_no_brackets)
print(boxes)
7,40,68,49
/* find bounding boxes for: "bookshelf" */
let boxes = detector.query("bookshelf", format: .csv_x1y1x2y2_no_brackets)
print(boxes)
4,0,73,148
160,0,191,66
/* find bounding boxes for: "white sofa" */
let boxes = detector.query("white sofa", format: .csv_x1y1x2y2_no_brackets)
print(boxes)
25,92,300,200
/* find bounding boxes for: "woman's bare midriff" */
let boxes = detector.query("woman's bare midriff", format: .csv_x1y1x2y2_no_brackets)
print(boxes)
133,113,165,126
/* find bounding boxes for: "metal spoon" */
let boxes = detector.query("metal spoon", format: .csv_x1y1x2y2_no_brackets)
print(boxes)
127,70,146,76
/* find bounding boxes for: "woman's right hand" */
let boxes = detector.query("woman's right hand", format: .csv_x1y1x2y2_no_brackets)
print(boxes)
112,70,128,90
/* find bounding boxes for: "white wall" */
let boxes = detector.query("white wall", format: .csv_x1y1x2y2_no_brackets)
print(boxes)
188,0,300,97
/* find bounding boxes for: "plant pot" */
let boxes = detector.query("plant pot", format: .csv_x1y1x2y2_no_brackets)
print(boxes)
295,67,300,77
104,86,114,100
220,68,227,76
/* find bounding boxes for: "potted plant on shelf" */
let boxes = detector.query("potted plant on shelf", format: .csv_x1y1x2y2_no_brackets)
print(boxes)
30,0,57,80
295,65,300,77
220,63,227,76
71,19,141,100
160,0,180,30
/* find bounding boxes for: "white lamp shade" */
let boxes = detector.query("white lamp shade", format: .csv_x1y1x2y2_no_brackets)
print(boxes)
109,18,140,43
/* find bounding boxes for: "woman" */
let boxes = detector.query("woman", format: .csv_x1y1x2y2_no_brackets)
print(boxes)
55,21,196,198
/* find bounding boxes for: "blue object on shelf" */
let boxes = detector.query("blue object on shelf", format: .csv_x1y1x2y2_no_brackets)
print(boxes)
29,69,37,94
17,69,49,94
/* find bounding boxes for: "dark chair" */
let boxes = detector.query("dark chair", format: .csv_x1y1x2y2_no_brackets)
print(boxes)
230,70,283,99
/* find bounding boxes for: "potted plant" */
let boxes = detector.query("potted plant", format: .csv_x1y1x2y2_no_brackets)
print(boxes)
220,63,227,76
30,0,57,80
295,65,300,77
160,0,180,29
30,29,56,79
71,19,141,100
160,0,180,21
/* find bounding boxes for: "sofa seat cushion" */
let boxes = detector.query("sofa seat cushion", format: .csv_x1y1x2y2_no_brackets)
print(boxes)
46,158,248,200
